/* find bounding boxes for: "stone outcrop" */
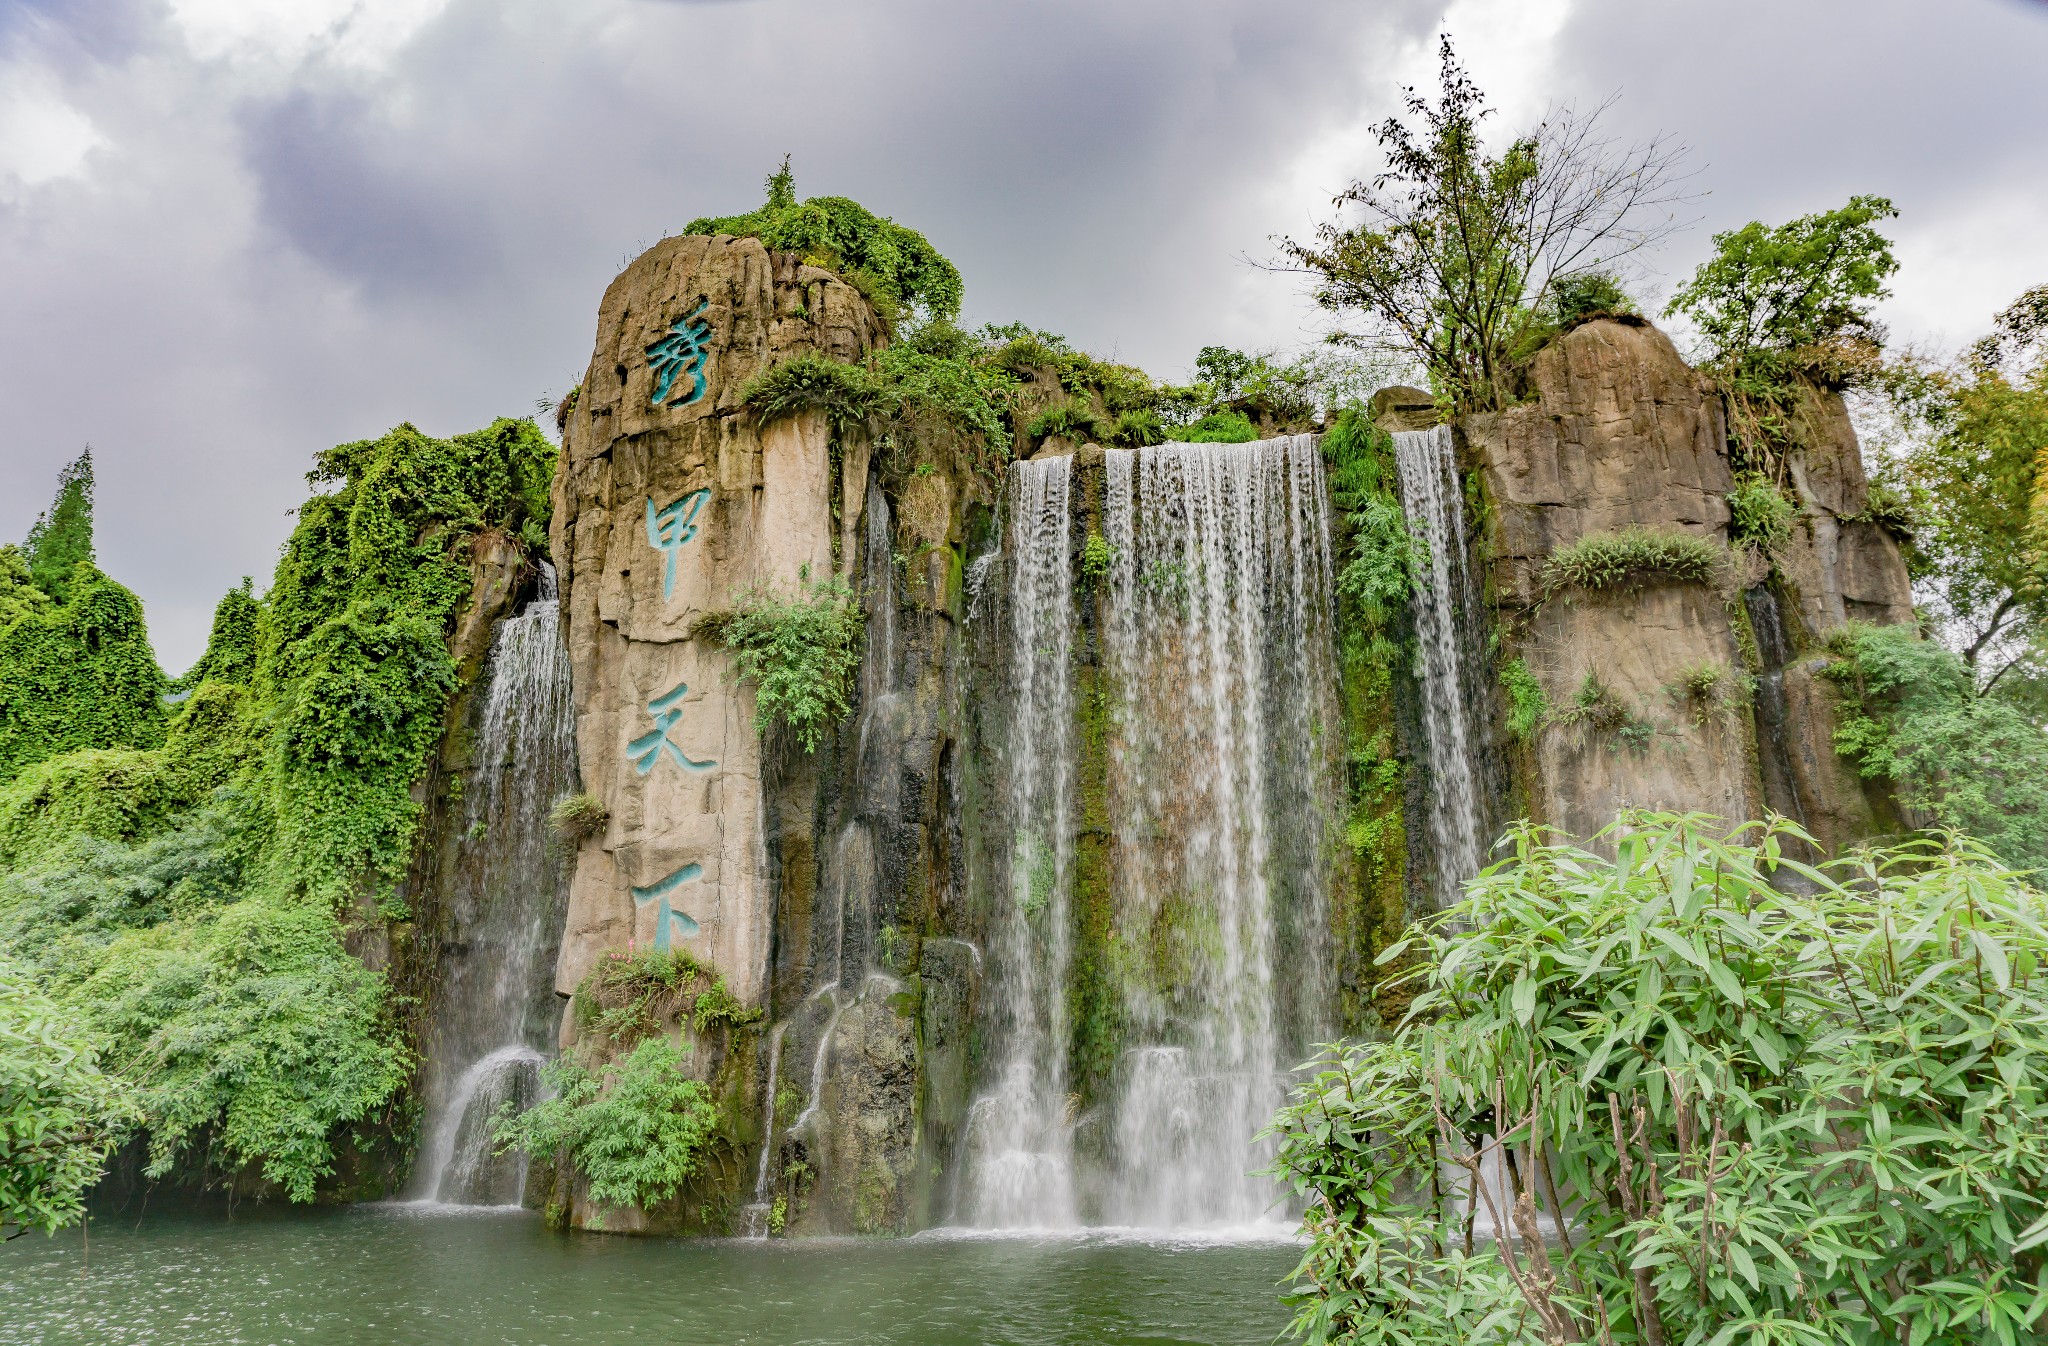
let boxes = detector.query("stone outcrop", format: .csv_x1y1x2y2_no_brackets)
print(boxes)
1461,318,1914,850
551,235,884,1015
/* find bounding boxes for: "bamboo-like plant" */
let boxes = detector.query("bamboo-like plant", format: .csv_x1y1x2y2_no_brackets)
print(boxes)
1268,812,2048,1345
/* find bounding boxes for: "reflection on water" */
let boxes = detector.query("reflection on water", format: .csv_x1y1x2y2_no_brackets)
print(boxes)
0,1205,1299,1346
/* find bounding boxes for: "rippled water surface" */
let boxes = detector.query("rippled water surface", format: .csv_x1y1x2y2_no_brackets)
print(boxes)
0,1205,1300,1345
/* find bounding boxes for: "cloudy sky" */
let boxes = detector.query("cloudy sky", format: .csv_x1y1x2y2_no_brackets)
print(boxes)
4,0,2045,669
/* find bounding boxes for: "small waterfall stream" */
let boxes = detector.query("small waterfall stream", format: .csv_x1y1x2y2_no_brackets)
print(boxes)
409,562,577,1205
1392,425,1489,908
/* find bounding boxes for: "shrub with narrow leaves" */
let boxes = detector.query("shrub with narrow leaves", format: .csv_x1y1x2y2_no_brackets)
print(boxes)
1268,812,2048,1346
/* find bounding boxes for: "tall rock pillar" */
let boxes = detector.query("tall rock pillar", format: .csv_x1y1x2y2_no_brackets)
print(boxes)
549,235,883,1018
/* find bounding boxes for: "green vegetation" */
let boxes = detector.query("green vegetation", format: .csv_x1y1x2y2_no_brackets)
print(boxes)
1282,37,1687,411
686,159,963,328
1725,473,1798,549
1540,526,1721,595
1079,532,1113,583
1547,270,1638,328
1824,622,2048,872
1669,195,1898,391
739,350,879,433
1668,195,1898,471
1878,284,2048,700
573,948,761,1050
1321,409,1417,1024
1270,813,2048,1346
1672,659,1751,726
1548,671,1656,751
697,573,862,753
498,949,756,1222
1,955,137,1236
492,1036,720,1220
0,453,167,781
1498,658,1547,743
1179,410,1258,443
23,448,97,601
0,417,555,1205
547,791,609,844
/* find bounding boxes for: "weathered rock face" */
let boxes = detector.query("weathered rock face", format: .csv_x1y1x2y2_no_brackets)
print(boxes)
548,234,990,1236
551,235,884,1014
1463,318,1915,850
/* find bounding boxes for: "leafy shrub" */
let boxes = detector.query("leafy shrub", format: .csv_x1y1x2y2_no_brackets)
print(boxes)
547,792,609,844
491,1036,720,1220
1726,474,1798,548
1103,408,1167,448
1548,671,1654,750
575,947,760,1049
1824,622,2048,871
1,956,137,1236
0,543,166,781
697,574,862,753
1541,526,1721,595
1179,409,1258,444
739,352,879,433
256,417,557,903
0,816,411,1206
1269,813,2048,1346
1080,532,1113,582
1548,270,1637,326
1499,658,1548,743
1024,399,1104,444
686,159,963,327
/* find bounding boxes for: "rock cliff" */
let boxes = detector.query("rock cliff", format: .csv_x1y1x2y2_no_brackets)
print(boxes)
1454,318,1914,853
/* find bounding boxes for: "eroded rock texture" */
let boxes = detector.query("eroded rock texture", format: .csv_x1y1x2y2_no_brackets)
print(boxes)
1463,318,1914,853
551,236,883,1011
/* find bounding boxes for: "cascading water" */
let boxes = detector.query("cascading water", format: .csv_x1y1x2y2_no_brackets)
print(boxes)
962,438,1341,1231
409,562,578,1205
1392,425,1489,908
962,454,1080,1228
1099,436,1339,1228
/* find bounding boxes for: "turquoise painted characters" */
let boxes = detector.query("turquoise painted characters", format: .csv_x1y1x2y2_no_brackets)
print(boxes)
646,490,709,600
632,864,703,951
646,298,713,408
629,681,718,775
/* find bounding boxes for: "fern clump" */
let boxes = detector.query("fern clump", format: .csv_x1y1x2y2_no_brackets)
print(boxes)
696,574,862,752
739,352,878,433
1542,526,1721,595
1726,474,1798,548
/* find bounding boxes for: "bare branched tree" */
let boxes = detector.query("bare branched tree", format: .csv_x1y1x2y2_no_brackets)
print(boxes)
1281,37,1695,411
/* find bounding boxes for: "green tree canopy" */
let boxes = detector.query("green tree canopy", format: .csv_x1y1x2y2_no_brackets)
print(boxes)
1282,38,1688,411
1876,283,2048,701
1667,195,1899,383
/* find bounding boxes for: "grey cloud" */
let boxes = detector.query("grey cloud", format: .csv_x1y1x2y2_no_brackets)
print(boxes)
1,0,2042,671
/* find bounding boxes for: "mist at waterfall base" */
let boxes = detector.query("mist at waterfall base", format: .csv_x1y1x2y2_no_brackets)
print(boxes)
2,1208,1295,1346
409,564,578,1206
963,438,1341,1233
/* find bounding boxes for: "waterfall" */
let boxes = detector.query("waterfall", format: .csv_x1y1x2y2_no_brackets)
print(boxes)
1099,436,1338,1227
1392,425,1488,908
961,438,1340,1231
963,455,1079,1228
409,562,577,1205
